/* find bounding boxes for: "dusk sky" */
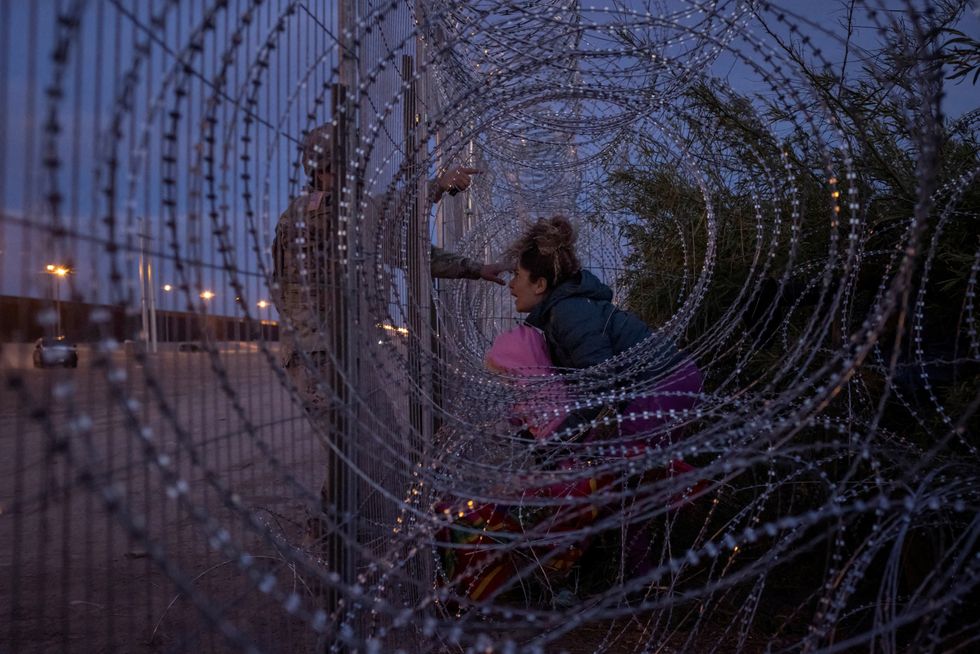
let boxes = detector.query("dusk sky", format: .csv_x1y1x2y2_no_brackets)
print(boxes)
1,1,977,317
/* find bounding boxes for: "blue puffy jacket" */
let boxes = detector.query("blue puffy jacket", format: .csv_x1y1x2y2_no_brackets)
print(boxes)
524,269,681,435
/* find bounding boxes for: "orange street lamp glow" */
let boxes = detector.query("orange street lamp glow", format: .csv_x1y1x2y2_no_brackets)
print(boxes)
200,290,215,300
162,284,173,292
45,264,56,272
256,300,269,309
46,264,70,276
378,323,409,336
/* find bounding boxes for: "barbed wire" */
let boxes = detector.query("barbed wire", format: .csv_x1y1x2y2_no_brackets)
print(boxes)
1,0,977,652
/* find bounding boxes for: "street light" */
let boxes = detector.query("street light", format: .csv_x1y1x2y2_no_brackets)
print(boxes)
44,264,72,335
255,299,272,340
200,290,215,301
157,284,174,344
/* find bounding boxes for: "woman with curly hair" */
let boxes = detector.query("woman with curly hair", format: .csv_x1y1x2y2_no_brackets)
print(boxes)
506,215,705,574
506,214,702,444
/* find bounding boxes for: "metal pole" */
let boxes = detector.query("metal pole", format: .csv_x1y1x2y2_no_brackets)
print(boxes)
137,218,149,350
147,254,158,353
54,275,61,336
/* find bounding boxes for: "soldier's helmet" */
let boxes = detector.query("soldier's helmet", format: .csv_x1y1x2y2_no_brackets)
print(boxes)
301,124,333,179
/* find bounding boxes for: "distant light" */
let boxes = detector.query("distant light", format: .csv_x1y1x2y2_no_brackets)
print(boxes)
45,264,70,276
162,284,173,292
200,290,215,300
378,323,409,335
257,300,269,309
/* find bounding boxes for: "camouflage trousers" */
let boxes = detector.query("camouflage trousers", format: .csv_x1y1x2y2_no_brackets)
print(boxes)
283,351,343,544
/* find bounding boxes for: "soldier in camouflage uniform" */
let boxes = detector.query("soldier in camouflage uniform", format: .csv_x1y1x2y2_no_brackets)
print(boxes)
272,125,506,541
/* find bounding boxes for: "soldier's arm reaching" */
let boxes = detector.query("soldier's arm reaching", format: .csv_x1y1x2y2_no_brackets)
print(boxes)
363,166,507,284
430,246,507,284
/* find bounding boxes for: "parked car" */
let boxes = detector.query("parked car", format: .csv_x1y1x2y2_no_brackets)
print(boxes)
33,337,79,368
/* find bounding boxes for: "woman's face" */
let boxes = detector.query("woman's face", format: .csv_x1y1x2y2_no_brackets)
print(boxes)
509,264,548,313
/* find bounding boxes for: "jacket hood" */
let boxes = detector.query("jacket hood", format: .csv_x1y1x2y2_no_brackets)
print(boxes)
485,325,567,439
525,269,613,327
485,325,553,374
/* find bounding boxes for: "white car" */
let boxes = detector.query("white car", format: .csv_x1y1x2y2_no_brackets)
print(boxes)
33,337,79,368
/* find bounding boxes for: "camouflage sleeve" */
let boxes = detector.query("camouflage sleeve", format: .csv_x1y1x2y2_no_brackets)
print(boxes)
430,245,482,280
364,177,484,279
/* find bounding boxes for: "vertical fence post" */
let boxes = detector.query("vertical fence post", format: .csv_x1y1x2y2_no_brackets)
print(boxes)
402,55,435,639
402,55,432,464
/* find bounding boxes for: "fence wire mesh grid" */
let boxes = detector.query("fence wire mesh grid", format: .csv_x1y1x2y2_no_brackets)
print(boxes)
1,1,978,653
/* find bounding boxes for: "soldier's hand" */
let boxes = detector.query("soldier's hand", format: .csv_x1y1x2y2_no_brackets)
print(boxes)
479,261,509,285
437,167,481,196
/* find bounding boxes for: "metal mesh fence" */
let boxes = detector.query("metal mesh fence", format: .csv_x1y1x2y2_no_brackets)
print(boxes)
1,1,978,652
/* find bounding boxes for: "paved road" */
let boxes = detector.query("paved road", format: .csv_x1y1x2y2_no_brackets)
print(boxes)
1,347,325,653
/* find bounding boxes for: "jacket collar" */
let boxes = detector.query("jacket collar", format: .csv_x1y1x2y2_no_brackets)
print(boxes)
524,269,612,327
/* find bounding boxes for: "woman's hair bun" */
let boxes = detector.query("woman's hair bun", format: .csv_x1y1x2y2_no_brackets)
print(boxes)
507,215,581,287
532,215,576,256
